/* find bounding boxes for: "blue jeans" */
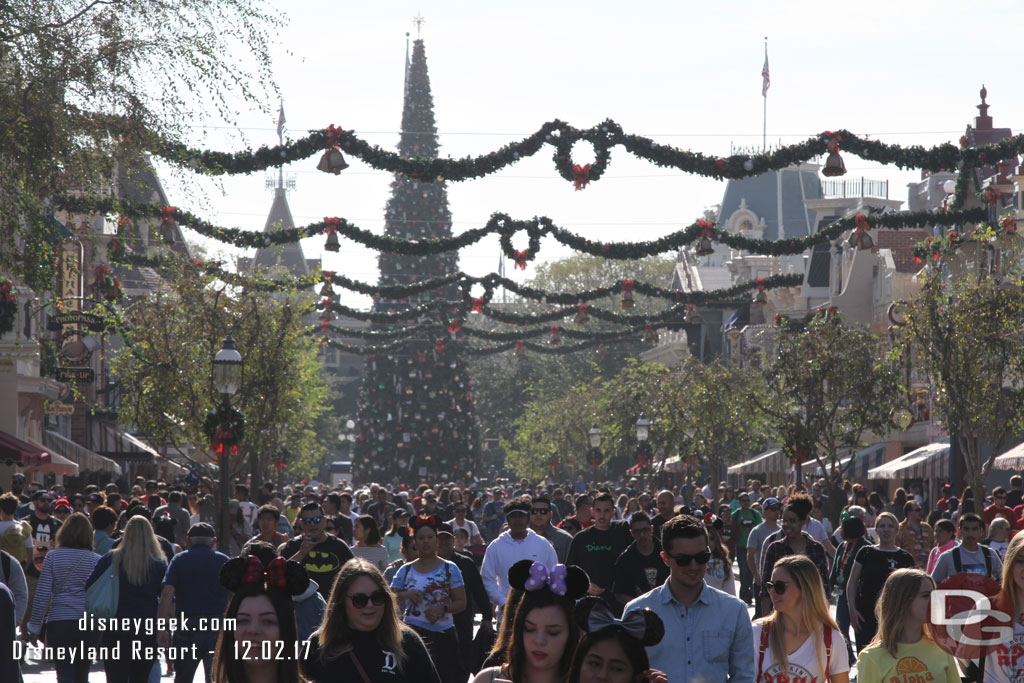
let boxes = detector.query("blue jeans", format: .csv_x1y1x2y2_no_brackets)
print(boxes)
45,619,96,683
836,592,856,659
173,626,220,683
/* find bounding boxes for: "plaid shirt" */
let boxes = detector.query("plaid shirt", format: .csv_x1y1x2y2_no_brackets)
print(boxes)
760,531,830,598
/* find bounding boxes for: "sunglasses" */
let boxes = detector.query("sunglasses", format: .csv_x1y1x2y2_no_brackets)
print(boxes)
765,580,791,595
347,591,389,608
665,549,712,566
301,516,324,525
530,508,551,515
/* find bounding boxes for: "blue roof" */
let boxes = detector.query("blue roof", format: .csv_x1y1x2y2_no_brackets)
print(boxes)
717,166,821,241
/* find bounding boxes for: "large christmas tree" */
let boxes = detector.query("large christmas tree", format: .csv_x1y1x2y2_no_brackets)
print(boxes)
353,39,477,484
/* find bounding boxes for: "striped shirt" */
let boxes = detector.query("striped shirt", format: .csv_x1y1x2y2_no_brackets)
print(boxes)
28,547,100,633
352,544,390,573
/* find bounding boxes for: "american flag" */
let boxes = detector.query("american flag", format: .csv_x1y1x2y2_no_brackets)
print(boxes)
761,51,770,97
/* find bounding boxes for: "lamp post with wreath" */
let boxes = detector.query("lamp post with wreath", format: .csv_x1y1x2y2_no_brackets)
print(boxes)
208,334,244,544
635,414,652,488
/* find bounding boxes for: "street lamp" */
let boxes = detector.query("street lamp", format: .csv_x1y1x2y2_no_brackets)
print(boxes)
212,334,243,545
587,421,602,477
635,414,653,484
635,414,650,443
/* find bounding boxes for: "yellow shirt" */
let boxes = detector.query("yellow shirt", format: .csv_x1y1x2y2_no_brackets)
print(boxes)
284,506,300,525
855,638,960,683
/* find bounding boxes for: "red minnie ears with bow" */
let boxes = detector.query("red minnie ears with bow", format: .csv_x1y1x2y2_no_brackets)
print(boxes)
220,555,310,596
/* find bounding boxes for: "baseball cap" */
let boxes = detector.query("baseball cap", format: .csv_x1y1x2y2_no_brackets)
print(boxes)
53,498,71,511
11,473,25,482
187,522,216,538
436,523,454,536
762,497,781,508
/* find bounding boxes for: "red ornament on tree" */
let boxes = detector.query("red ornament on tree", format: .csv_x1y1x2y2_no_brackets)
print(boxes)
573,164,591,191
621,280,635,309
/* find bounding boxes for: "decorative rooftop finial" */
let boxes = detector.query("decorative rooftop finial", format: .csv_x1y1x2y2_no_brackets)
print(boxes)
976,84,992,130
413,13,425,39
981,84,987,104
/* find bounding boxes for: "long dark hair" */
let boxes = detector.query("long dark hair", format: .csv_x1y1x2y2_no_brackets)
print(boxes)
568,598,664,683
212,586,301,683
356,514,382,545
316,558,407,670
504,588,580,683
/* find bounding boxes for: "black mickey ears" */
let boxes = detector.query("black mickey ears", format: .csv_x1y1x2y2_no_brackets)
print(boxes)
220,556,310,596
573,596,665,647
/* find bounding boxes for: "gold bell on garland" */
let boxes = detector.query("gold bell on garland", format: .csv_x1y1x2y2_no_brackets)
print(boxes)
642,322,659,345
752,279,768,306
822,132,846,177
574,303,590,325
695,234,715,256
317,148,349,175
324,230,340,252
848,214,874,250
684,305,701,324
549,325,562,345
160,222,175,245
621,281,635,309
318,282,333,297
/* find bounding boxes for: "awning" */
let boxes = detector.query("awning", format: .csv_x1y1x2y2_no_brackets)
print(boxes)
662,455,685,473
868,442,950,480
810,442,889,479
993,441,1024,470
23,440,79,477
0,430,31,464
727,449,784,475
97,425,158,464
44,430,122,477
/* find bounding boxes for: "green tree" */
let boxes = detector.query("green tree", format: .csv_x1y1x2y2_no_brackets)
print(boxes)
0,0,281,289
469,253,676,445
894,270,1024,499
757,312,900,521
106,260,329,536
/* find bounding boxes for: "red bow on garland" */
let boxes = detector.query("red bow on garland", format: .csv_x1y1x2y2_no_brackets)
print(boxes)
160,207,176,224
514,340,526,353
822,130,842,153
325,124,342,150
573,164,591,191
854,213,869,234
434,338,445,351
622,280,635,293
514,250,530,269
984,187,1001,206
471,297,485,313
325,217,339,233
697,220,714,239
242,555,288,590
1002,214,1017,234
213,442,238,456
755,278,767,291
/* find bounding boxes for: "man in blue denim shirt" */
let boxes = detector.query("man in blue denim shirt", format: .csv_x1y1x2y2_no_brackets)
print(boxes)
624,514,755,683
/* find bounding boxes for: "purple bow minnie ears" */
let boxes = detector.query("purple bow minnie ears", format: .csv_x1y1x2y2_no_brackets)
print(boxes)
525,562,568,594
508,559,589,601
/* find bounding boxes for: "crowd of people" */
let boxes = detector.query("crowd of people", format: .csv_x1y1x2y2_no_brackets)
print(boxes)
1,470,1024,682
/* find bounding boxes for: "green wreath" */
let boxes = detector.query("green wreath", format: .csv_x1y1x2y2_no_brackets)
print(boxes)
203,404,246,454
0,276,16,336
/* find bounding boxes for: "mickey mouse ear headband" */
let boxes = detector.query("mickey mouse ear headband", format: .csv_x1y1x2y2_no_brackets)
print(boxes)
703,512,724,531
573,597,664,647
220,555,309,596
508,560,589,601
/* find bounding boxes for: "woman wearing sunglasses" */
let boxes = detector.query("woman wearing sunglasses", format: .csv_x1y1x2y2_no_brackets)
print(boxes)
754,554,850,682
303,558,440,683
390,515,467,682
759,494,830,614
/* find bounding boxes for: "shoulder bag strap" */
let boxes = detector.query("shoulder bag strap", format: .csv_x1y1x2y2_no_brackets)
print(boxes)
756,621,770,681
982,545,993,578
823,625,832,683
43,550,88,623
348,651,372,683
953,546,963,573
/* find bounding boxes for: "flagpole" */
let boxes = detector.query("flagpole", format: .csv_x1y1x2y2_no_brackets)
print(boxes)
762,37,768,153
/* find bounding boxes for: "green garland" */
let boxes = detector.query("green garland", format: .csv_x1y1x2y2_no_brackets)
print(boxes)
319,328,639,357
62,195,987,264
110,249,799,307
148,119,1024,187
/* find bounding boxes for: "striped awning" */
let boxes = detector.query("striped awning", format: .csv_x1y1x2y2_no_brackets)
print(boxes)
727,449,784,475
23,440,79,476
867,442,950,480
811,442,889,479
44,430,122,477
993,441,1024,470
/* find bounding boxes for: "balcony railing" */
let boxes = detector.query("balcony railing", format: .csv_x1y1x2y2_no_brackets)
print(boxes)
821,177,889,200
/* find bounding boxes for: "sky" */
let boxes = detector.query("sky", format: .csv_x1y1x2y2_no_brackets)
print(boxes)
156,1,1024,309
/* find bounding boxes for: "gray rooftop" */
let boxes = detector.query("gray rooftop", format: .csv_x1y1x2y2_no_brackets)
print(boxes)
717,165,822,241
248,188,309,277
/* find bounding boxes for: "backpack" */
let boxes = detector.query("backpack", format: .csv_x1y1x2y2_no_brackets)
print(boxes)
0,520,31,563
952,544,995,578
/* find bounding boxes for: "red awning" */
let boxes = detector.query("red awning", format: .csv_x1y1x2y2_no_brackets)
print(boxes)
0,430,34,464
626,464,642,475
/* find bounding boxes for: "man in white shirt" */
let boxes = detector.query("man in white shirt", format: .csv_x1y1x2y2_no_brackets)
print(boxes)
480,498,557,608
930,512,1003,584
234,484,259,531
